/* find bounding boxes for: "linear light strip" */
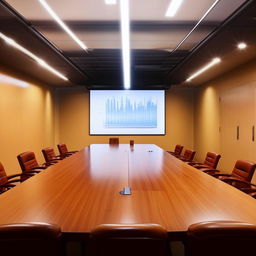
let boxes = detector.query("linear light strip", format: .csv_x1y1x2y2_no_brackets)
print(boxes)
38,0,87,51
165,0,183,17
0,74,29,88
171,0,220,54
120,0,131,89
0,32,68,81
186,57,221,82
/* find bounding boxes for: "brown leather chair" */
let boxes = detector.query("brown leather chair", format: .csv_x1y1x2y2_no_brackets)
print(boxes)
207,160,256,190
42,147,63,164
89,224,169,256
178,149,196,162
0,222,61,256
57,143,78,157
0,162,34,194
168,144,183,157
17,151,49,180
109,138,119,145
188,152,221,171
186,220,256,256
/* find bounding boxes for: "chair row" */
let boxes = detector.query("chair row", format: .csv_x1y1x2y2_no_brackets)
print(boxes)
169,144,256,199
0,143,77,195
1,220,256,256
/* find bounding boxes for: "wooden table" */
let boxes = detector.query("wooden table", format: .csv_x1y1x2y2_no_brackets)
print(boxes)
1,144,256,239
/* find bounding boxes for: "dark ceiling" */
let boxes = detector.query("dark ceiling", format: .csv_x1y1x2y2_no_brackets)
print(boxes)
0,0,255,89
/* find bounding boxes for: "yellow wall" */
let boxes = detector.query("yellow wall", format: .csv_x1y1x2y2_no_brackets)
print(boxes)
56,86,195,152
194,59,256,178
0,71,56,174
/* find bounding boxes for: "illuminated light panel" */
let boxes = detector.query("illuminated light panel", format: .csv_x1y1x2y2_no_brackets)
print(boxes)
237,42,247,50
0,32,68,81
186,57,221,82
105,0,117,4
38,0,87,51
120,0,131,89
0,74,29,88
165,0,183,17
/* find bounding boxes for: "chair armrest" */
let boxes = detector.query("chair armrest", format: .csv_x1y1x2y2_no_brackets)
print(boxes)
201,169,220,174
212,173,231,179
187,162,201,166
222,178,256,189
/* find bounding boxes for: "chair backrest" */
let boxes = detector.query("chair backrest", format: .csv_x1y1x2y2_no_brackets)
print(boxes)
109,138,119,145
231,160,256,182
0,162,8,192
90,224,168,256
183,149,196,161
174,144,183,156
57,143,68,155
42,147,57,162
17,151,39,173
0,222,61,256
186,220,256,256
203,152,221,169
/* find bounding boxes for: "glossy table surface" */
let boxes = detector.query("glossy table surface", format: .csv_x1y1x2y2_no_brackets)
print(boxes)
1,144,256,238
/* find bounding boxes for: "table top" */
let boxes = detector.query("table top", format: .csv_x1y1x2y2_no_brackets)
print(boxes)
1,144,256,238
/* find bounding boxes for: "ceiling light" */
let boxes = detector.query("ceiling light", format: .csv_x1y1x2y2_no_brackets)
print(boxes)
105,0,117,4
170,0,220,54
0,74,29,88
38,0,87,51
186,57,221,82
165,0,183,17
120,0,131,89
237,42,247,50
0,32,68,81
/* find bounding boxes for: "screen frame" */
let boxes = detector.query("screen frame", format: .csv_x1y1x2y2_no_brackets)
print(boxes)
89,90,166,136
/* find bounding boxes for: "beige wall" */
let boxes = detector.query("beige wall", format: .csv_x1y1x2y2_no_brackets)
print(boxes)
194,59,256,179
0,71,56,174
56,86,195,152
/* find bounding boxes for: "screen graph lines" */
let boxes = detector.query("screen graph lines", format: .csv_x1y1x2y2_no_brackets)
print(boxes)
105,97,157,128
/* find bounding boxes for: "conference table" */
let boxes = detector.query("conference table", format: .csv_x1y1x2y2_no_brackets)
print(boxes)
1,144,256,240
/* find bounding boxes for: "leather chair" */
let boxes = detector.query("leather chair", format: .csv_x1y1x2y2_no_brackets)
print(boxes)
89,224,169,256
168,144,183,157
207,160,256,189
42,147,63,164
0,222,61,256
17,151,49,180
188,152,221,171
57,143,78,157
109,138,119,145
0,162,34,194
186,220,256,256
178,149,196,162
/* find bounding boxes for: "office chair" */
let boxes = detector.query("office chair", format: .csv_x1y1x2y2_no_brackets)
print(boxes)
57,143,78,157
0,162,34,194
207,160,256,190
42,147,63,164
0,222,61,256
17,151,50,180
109,138,119,145
186,220,256,256
178,149,196,162
168,144,183,157
89,224,169,256
188,152,221,171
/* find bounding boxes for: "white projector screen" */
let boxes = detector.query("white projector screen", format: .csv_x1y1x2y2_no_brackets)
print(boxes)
90,90,165,135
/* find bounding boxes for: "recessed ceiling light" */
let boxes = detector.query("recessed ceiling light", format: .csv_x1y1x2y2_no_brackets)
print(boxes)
0,74,29,88
0,32,68,81
186,57,221,82
120,0,131,89
237,42,247,50
38,0,87,51
165,0,183,17
105,0,117,4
